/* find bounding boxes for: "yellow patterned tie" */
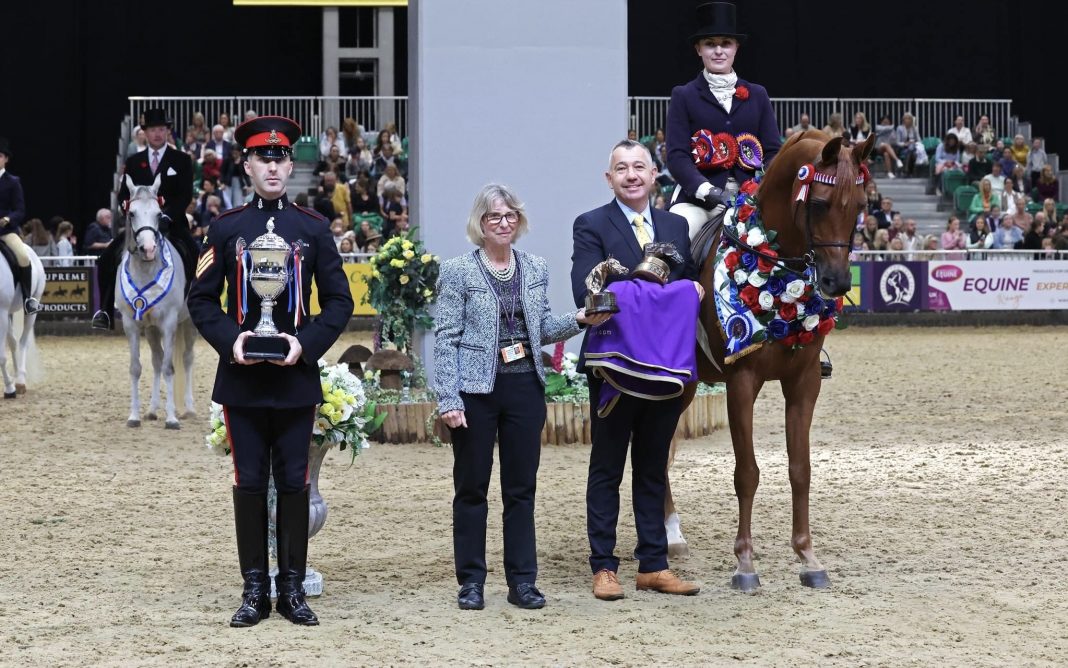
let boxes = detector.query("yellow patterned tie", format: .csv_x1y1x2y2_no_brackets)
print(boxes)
633,214,651,248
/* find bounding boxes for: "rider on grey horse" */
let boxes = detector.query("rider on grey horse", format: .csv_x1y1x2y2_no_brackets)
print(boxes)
0,137,41,314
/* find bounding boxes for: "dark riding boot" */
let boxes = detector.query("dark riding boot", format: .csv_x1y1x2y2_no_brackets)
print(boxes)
91,241,119,330
230,488,272,628
18,265,39,314
275,486,319,626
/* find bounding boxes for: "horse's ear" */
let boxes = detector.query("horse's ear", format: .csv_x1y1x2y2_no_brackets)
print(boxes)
854,134,876,163
124,173,135,195
151,172,162,195
820,136,843,166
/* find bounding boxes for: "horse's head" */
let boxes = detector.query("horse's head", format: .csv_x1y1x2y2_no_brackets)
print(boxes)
123,173,165,262
764,131,874,297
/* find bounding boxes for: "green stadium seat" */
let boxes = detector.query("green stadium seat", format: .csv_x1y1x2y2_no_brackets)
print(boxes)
941,169,967,200
401,136,409,153
953,185,977,217
353,212,384,232
999,136,1014,147
1026,201,1042,214
639,134,654,146
294,140,318,162
1056,202,1068,220
922,136,940,155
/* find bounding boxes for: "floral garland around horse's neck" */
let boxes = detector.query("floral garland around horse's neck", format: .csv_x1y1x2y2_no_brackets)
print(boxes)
712,173,843,362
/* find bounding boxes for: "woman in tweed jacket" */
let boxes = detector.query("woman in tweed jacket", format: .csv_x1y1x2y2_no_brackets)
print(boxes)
433,183,608,611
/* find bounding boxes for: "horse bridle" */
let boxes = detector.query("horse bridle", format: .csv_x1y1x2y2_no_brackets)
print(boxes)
721,162,867,279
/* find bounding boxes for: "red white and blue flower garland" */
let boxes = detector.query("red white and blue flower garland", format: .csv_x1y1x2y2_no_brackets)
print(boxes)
713,173,843,363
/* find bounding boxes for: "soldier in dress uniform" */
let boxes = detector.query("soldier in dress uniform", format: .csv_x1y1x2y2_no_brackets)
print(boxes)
0,137,40,313
187,115,354,627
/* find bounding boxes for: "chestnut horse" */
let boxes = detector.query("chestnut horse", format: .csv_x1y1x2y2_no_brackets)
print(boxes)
667,131,875,591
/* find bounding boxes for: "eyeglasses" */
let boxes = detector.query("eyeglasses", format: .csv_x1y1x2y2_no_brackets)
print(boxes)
484,211,519,226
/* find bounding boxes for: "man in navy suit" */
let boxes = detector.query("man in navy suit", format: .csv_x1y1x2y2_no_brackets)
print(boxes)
571,139,702,601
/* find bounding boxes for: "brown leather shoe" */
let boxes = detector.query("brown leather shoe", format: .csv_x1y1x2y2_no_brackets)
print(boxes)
635,569,700,595
592,569,624,601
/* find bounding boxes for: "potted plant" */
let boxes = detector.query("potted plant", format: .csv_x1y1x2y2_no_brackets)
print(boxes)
363,230,440,354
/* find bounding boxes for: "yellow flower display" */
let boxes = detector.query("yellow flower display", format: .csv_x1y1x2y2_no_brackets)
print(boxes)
421,253,432,264
399,275,410,285
402,249,415,260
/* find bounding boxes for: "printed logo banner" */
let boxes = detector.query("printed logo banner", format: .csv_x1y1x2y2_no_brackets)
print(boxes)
872,261,926,311
928,260,1068,310
39,267,94,318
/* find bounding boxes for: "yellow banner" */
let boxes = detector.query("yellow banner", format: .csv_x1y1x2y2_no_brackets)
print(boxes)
309,262,377,316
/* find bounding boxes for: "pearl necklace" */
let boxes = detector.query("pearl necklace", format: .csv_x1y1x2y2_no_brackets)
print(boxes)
479,248,515,281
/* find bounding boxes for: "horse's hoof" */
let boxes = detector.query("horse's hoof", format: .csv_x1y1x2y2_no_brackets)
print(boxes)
181,410,197,420
730,572,761,592
15,383,26,395
3,391,16,400
668,542,690,559
127,419,141,428
145,412,158,421
800,570,831,589
165,421,181,430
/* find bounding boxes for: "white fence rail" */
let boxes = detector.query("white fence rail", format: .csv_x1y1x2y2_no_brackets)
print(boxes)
851,249,1067,261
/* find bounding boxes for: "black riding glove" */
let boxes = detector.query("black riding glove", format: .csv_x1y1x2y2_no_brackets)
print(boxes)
698,184,734,210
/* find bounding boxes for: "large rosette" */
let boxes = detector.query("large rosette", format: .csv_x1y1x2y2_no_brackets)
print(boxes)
735,132,764,171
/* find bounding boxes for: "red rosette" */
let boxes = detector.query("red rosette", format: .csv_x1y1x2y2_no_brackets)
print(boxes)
798,331,815,345
859,163,871,185
756,248,779,273
740,178,760,195
690,129,716,169
710,132,739,170
724,252,740,271
737,203,755,222
739,285,760,310
783,333,800,346
779,302,798,321
140,162,148,169
817,317,836,336
734,85,750,100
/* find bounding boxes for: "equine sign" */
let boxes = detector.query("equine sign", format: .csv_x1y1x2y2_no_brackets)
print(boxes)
39,267,93,318
928,260,1068,310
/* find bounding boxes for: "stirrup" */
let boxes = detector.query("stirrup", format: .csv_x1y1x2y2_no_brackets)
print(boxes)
819,348,833,379
24,297,41,315
91,310,112,331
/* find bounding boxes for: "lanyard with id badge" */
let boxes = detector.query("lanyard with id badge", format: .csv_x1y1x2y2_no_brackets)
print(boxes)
475,250,526,364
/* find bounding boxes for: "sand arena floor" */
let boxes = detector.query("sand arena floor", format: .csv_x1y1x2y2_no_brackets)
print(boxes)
0,326,1066,667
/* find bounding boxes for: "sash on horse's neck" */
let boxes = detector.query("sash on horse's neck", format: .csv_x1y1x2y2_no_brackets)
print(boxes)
120,241,175,321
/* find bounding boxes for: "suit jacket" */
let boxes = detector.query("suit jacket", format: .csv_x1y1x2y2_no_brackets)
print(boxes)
433,249,581,414
0,171,26,234
666,73,782,206
187,193,354,408
204,139,232,160
119,146,194,225
570,201,696,371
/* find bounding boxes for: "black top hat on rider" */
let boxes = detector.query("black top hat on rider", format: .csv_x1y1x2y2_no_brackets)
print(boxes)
234,115,301,161
689,2,747,43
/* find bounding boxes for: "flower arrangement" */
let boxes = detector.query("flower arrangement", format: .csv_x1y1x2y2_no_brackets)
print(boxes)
364,230,440,354
544,342,588,403
206,360,386,463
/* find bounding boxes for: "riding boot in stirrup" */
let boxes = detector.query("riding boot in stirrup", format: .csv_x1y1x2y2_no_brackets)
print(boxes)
19,266,39,314
275,486,319,626
230,488,272,628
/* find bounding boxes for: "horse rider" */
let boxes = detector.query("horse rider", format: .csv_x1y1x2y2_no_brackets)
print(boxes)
0,137,40,314
92,108,198,330
187,115,353,628
666,1,781,241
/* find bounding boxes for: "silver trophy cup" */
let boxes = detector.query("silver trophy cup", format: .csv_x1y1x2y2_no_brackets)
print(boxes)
243,218,292,360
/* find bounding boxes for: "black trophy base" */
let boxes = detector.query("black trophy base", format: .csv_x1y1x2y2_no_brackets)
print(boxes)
585,292,620,315
244,335,290,361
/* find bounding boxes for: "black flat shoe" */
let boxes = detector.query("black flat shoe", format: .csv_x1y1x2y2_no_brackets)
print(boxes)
507,583,545,609
457,582,484,610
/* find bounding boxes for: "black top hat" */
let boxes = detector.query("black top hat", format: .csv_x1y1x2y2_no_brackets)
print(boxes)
141,108,173,129
234,115,302,159
0,137,11,158
690,2,747,43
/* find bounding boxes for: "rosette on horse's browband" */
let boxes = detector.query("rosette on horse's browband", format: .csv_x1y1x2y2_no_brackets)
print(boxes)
794,162,870,203
633,242,684,284
584,257,629,315
691,130,764,171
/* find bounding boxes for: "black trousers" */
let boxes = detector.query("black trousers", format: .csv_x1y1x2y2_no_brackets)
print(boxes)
223,405,316,494
586,375,681,574
451,372,546,586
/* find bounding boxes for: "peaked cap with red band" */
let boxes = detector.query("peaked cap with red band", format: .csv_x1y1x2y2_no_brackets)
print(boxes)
234,115,302,159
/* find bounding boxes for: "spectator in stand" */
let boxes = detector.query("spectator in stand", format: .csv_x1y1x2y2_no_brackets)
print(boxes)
655,145,675,187
967,143,993,184
205,125,231,161
187,112,208,143
1027,137,1047,189
984,206,1003,234
934,133,961,177
873,114,903,178
354,219,374,251
885,236,907,260
973,115,996,148
217,112,234,142
900,219,924,254
653,193,667,210
1035,165,1059,201
382,188,407,234
947,115,973,146
982,160,1006,197
888,213,904,241
382,122,404,155
1054,221,1068,251
997,148,1017,180
865,180,882,215
314,145,346,180
128,128,147,157
371,142,404,180
1041,199,1058,232
873,197,896,229
968,179,997,221
83,208,113,255
941,216,967,251
312,185,337,222
790,113,813,133
243,109,257,122
1011,164,1029,198
376,163,406,203
822,112,847,141
321,171,352,228
848,111,871,147
893,112,922,176
1009,134,1029,168
24,218,56,257
1002,179,1019,216
56,221,74,267
346,137,374,180
1022,217,1046,250
922,235,939,252
849,230,868,261
860,214,879,248
330,218,346,249
221,145,250,207
201,148,222,184
871,229,890,259
338,236,355,256
197,195,222,242
960,142,977,170
992,215,1023,249
351,182,377,215
183,129,203,162
341,117,364,151
319,126,346,160
967,216,994,250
